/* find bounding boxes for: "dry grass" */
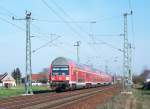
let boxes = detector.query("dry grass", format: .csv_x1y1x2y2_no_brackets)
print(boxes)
96,89,150,109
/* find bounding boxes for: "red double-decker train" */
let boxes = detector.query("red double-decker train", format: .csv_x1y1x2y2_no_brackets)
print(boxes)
49,57,112,90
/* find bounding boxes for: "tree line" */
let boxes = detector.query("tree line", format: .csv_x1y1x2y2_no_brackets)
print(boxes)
133,69,150,84
11,68,22,85
11,67,49,85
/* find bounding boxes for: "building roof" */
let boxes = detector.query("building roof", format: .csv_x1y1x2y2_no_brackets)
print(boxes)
32,73,49,81
0,73,8,81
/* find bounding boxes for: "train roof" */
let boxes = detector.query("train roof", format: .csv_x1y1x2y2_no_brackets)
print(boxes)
52,57,74,66
51,57,108,75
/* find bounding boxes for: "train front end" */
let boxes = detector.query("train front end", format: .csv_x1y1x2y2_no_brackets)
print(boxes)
50,57,70,90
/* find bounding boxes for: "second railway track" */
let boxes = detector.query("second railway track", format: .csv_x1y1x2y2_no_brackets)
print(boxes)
0,85,120,109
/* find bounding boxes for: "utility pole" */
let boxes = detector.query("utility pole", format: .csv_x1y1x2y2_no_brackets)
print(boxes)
105,60,108,74
12,11,33,94
123,11,133,91
74,41,81,64
128,43,133,85
105,65,108,74
74,41,80,83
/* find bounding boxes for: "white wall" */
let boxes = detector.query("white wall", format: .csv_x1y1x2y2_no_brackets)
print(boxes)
0,83,3,87
146,79,150,82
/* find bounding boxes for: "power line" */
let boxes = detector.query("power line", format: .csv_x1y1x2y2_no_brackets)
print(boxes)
0,12,12,17
5,15,52,41
35,16,123,54
92,40,123,52
49,0,94,46
50,0,95,42
32,35,77,58
41,0,91,57
0,5,53,42
91,34,123,37
50,0,125,58
51,42,76,56
0,5,27,28
50,0,100,57
36,19,93,23
0,7,65,61
35,15,122,24
96,14,122,23
0,16,25,31
50,0,89,36
0,5,17,17
41,0,83,39
31,23,50,37
89,33,123,53
32,33,77,67
51,0,122,35
58,41,76,53
0,3,83,61
0,16,53,41
42,0,123,59
32,35,61,53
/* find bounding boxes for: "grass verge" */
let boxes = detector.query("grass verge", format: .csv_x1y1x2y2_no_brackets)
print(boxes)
0,85,49,99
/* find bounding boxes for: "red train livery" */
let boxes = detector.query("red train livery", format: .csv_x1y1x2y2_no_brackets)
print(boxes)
49,57,112,90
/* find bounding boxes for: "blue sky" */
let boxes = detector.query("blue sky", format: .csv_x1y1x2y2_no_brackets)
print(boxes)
0,0,150,76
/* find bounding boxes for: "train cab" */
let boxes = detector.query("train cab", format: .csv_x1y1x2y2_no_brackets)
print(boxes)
50,57,71,90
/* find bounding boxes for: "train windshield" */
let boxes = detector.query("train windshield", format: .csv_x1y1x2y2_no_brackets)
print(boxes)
52,66,69,75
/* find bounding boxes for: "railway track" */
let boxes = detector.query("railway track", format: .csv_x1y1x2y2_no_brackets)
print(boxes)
34,86,118,109
0,85,120,109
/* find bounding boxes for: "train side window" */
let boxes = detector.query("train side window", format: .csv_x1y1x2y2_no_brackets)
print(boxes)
62,73,66,75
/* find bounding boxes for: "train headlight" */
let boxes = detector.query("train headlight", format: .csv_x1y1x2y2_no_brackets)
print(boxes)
52,77,54,80
66,77,69,80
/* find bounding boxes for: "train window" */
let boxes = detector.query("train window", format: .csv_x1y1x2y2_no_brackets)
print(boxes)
53,68,60,70
52,67,69,75
52,72,59,75
62,73,66,75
